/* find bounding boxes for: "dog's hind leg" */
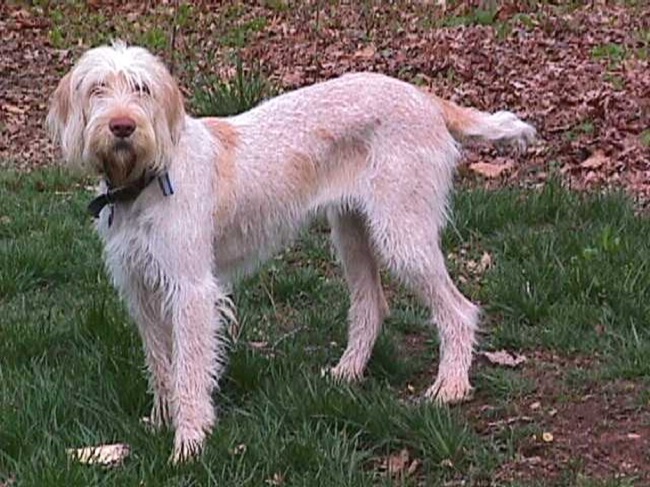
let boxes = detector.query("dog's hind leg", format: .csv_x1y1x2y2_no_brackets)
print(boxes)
327,208,389,382
365,164,479,404
371,216,478,402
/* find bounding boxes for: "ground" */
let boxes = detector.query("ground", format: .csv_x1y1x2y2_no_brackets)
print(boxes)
0,2,649,486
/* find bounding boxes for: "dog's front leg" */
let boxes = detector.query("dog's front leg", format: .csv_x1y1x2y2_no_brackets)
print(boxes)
168,275,227,463
128,289,174,429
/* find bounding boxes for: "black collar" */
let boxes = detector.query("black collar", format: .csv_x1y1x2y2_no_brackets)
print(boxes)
87,170,174,219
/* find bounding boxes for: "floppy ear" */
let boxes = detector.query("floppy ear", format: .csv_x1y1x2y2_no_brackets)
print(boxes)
161,77,186,146
46,72,84,165
150,73,186,172
46,72,71,141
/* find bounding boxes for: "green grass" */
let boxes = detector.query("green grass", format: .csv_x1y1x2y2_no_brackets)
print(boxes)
442,8,498,28
447,183,650,380
591,43,627,67
2,169,649,485
191,56,273,118
641,129,650,148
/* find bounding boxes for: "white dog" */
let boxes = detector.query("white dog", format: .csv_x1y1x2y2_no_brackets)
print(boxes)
47,41,535,462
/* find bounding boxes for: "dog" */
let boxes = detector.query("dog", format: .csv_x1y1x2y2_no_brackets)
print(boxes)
47,41,535,462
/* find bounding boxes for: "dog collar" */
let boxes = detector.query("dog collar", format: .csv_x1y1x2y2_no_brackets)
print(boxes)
87,170,174,220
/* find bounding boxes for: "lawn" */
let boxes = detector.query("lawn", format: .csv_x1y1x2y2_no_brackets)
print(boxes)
1,168,648,486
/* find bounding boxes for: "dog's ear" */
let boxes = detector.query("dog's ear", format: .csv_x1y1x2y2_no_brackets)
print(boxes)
47,72,71,134
151,74,186,172
47,72,85,165
161,77,186,146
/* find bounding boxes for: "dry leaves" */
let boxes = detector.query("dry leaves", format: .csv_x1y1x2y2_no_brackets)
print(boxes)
0,476,16,487
378,448,421,478
469,161,515,179
353,44,376,60
265,472,285,486
466,251,493,275
232,443,247,455
2,2,650,204
482,350,527,368
67,443,130,466
580,149,609,169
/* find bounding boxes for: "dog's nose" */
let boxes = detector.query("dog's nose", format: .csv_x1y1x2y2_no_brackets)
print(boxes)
109,117,136,138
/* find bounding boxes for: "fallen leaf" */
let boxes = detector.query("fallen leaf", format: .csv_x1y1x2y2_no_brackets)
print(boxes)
487,416,533,428
523,455,543,464
67,443,130,466
0,475,16,487
627,433,641,440
386,448,410,475
478,252,493,273
482,350,527,367
440,458,454,468
580,149,609,169
469,161,514,178
407,458,420,475
530,401,541,410
265,472,285,486
2,104,25,115
281,70,304,86
378,449,420,478
354,44,376,59
232,443,247,455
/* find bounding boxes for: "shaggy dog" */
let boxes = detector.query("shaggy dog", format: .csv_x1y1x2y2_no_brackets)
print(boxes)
47,41,535,462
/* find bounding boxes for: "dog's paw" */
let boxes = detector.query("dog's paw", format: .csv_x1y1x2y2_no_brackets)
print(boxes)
170,431,205,464
322,361,365,383
423,376,474,404
146,398,172,431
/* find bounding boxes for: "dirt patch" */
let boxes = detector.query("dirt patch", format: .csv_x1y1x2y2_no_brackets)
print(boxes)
469,351,650,485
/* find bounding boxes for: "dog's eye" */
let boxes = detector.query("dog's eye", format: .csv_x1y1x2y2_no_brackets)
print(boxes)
134,82,151,96
90,82,107,97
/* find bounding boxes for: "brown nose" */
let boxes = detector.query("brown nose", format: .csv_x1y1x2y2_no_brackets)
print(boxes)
109,117,136,138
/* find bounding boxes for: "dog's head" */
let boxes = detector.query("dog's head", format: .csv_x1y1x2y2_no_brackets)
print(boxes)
47,41,185,186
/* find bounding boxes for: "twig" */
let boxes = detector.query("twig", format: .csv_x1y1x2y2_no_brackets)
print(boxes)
272,326,307,350
168,0,179,75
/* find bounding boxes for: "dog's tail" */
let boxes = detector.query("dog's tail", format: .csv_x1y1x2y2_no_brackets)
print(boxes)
435,96,536,150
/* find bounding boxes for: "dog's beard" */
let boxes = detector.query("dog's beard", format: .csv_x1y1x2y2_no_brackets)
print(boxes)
101,142,138,186
85,125,156,187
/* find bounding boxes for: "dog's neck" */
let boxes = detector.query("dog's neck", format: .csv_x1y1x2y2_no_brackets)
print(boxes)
87,170,174,221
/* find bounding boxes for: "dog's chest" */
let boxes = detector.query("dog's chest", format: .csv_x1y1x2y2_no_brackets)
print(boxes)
212,202,309,280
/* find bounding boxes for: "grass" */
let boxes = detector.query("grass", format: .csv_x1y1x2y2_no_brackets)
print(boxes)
191,56,273,118
641,129,650,148
1,167,649,485
591,43,627,66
